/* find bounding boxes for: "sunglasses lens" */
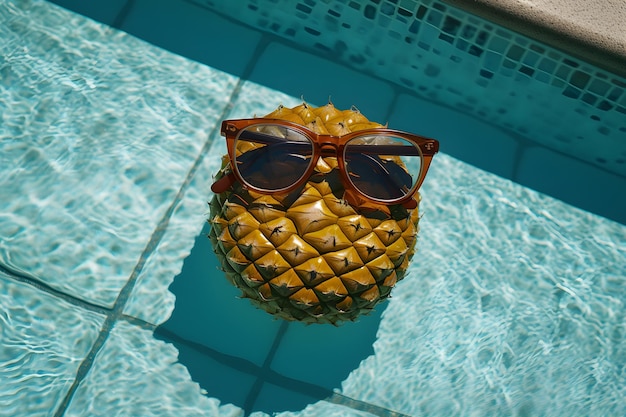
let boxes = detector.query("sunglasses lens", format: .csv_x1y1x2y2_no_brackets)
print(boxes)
234,124,314,192
344,135,422,202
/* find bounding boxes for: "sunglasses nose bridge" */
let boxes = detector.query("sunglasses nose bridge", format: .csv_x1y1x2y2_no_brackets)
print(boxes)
310,142,340,174
319,142,339,157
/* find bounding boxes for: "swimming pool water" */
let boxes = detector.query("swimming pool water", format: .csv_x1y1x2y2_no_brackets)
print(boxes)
1,1,625,416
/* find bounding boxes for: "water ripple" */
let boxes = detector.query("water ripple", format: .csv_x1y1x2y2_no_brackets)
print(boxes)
0,0,237,306
0,273,104,417
342,155,626,416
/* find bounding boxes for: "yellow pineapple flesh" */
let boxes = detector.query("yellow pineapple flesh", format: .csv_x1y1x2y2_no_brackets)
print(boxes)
208,102,420,325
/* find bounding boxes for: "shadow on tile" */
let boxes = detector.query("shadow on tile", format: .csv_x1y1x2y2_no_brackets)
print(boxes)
154,222,387,415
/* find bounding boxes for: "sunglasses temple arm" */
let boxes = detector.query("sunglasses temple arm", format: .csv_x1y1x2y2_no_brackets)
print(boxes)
211,171,237,193
414,155,434,190
400,155,434,210
402,198,418,209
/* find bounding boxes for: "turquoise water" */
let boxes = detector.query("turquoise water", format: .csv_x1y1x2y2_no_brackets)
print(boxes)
1,1,626,416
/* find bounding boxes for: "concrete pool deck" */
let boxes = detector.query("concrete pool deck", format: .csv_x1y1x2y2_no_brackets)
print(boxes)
446,0,626,77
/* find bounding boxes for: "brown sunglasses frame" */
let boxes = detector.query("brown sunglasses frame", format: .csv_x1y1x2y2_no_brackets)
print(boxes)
211,118,439,208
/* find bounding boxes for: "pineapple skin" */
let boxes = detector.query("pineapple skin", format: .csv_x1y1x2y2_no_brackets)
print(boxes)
208,103,420,325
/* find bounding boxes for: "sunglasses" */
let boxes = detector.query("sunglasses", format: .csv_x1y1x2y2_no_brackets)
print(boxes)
211,118,439,209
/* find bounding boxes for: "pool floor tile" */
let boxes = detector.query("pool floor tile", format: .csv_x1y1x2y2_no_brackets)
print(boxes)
0,271,105,417
117,0,264,77
250,383,333,416
269,313,386,392
389,93,522,179
248,41,396,123
120,151,215,326
515,145,626,224
0,1,238,307
147,220,284,367
46,0,128,26
63,320,245,417
250,398,378,417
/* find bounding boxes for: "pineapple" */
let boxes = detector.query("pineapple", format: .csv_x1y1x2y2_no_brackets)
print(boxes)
208,102,420,325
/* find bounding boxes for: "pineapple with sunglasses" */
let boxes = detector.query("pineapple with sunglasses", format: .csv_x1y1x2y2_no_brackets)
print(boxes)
209,101,439,325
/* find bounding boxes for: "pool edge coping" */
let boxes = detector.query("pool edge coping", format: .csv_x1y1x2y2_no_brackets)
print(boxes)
444,0,626,78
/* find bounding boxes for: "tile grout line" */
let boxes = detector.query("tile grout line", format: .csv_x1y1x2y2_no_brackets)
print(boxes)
110,0,135,29
326,392,414,417
0,264,111,316
242,321,290,415
51,79,248,417
152,321,332,397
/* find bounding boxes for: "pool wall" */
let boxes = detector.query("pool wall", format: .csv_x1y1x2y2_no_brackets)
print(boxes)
47,0,626,225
